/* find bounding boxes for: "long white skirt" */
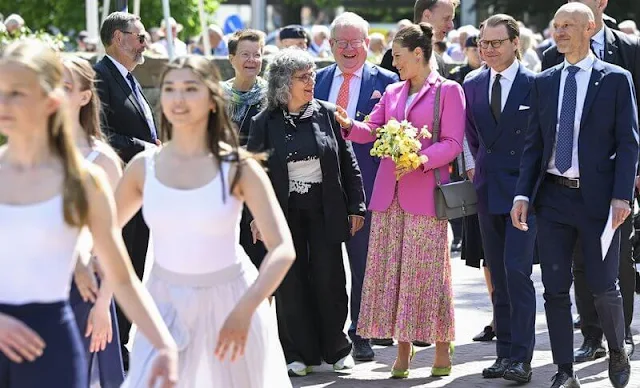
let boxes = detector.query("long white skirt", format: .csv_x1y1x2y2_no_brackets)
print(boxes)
121,261,291,388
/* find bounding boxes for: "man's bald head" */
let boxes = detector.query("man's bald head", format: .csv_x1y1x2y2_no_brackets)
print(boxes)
555,2,595,24
553,2,596,61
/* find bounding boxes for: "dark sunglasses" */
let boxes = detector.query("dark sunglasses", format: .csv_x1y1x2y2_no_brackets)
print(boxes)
121,31,147,44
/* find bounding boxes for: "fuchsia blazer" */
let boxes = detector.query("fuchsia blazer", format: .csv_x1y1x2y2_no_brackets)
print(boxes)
343,71,465,216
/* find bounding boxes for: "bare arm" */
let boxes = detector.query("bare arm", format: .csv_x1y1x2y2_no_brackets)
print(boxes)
114,154,146,228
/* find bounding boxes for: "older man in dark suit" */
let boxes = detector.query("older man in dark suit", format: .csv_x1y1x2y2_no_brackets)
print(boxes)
94,11,158,370
542,0,640,360
513,4,638,387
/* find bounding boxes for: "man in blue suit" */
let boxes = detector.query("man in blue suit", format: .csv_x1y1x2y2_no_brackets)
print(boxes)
314,11,398,361
512,4,638,388
464,14,537,384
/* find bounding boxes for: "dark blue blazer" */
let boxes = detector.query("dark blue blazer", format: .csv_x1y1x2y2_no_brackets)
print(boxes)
314,62,399,204
464,63,536,215
516,59,639,219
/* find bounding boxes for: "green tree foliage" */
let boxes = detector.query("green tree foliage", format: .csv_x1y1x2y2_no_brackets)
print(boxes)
0,0,220,41
473,0,640,31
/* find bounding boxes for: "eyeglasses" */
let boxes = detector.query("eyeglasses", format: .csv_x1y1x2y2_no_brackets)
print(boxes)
332,39,365,49
478,38,511,49
121,31,147,44
293,72,316,84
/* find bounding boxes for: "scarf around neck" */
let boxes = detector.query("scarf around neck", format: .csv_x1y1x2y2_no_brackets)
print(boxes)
221,77,267,124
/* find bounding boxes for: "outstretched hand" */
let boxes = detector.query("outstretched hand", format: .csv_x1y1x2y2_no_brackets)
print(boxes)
334,106,352,129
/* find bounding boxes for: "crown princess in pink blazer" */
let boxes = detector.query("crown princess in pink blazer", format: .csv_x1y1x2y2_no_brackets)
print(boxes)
335,22,465,379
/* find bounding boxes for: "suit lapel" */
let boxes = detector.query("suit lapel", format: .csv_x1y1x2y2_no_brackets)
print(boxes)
580,60,605,129
314,64,335,101
395,81,411,121
603,27,622,65
356,63,375,117
544,67,562,140
311,101,329,159
267,112,288,171
487,65,531,148
473,68,499,145
102,57,148,124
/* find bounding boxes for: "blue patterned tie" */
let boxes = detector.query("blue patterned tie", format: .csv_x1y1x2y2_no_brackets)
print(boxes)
555,66,580,174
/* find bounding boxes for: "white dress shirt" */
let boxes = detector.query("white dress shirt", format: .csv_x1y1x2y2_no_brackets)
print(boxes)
591,26,605,60
489,59,520,112
547,53,595,178
514,53,595,203
328,65,364,119
105,55,157,138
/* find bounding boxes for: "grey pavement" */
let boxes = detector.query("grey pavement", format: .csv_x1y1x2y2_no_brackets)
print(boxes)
290,251,640,388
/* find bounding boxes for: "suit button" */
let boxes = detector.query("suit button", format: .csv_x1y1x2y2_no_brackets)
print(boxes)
515,130,521,134
487,149,492,154
510,150,516,155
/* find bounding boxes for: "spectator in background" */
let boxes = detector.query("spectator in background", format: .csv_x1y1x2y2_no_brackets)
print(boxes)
535,20,555,60
148,27,161,43
193,24,229,56
154,17,188,57
448,35,482,83
619,20,640,36
4,13,24,35
279,25,309,50
367,32,386,64
309,25,332,58
519,27,541,72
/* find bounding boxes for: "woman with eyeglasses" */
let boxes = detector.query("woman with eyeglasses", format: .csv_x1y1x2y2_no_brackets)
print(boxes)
247,48,366,377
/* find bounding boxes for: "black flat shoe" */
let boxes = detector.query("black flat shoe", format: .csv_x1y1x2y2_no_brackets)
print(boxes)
412,341,431,347
574,337,606,363
609,349,630,388
550,371,581,388
352,340,375,362
504,362,532,384
370,338,394,346
472,325,496,342
483,357,510,379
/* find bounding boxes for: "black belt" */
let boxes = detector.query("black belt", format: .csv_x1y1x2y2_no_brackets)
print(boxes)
545,173,580,189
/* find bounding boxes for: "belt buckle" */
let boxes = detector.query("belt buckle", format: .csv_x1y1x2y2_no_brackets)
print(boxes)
567,177,580,189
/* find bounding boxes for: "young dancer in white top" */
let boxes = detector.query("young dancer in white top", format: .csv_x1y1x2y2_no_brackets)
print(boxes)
0,40,177,387
116,55,295,387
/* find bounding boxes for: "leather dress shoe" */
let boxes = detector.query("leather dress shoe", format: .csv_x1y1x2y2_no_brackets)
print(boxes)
573,315,581,329
451,240,462,252
472,325,496,342
574,337,606,363
609,349,631,388
482,357,510,378
503,361,532,384
550,371,581,388
412,341,431,347
352,339,375,362
370,338,394,346
624,331,635,357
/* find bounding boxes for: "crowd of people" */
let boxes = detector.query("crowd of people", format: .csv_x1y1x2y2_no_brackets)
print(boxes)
0,1,639,388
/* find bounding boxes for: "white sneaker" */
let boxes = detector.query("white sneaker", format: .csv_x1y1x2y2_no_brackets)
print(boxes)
287,361,311,376
333,354,355,371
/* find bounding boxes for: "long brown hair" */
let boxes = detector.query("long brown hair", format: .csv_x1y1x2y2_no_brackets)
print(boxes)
159,55,247,196
1,40,89,227
62,56,104,145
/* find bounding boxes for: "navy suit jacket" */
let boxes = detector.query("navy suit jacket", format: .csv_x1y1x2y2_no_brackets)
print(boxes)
314,62,399,204
516,59,639,220
464,63,536,215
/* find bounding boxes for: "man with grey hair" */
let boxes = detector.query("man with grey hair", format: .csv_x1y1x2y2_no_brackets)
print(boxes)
315,11,399,361
513,3,637,387
94,11,157,370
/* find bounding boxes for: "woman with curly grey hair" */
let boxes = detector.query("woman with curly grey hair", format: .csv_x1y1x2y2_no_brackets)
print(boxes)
247,48,366,376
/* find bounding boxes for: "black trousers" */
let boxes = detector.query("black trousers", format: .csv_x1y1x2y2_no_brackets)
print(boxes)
275,205,351,366
115,210,149,367
574,215,636,339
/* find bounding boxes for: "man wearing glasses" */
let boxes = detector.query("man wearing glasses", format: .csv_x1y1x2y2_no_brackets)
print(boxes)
315,11,398,362
94,11,158,371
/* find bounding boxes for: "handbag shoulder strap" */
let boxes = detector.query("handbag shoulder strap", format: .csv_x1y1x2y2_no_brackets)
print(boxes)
432,78,444,185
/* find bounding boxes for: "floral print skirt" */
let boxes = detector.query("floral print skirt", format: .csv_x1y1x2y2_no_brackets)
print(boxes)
356,195,455,343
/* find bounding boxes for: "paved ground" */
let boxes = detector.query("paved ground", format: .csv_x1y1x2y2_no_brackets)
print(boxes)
290,251,640,388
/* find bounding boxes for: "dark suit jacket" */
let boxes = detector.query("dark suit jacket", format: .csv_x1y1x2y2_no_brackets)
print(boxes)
94,57,157,163
516,59,639,220
314,62,398,204
380,48,447,77
246,99,366,243
464,63,536,215
542,26,640,109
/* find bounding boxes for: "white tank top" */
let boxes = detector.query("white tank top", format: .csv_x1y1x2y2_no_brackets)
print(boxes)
0,195,81,304
142,150,248,274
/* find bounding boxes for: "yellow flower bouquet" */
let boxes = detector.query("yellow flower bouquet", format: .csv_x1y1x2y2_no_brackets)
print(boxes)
368,118,431,178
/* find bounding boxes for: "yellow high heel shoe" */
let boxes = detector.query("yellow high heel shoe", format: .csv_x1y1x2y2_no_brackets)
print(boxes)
391,344,416,379
431,343,455,377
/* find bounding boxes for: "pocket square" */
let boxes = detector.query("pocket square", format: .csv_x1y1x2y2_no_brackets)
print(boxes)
370,90,382,99
609,153,616,160
518,105,530,111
